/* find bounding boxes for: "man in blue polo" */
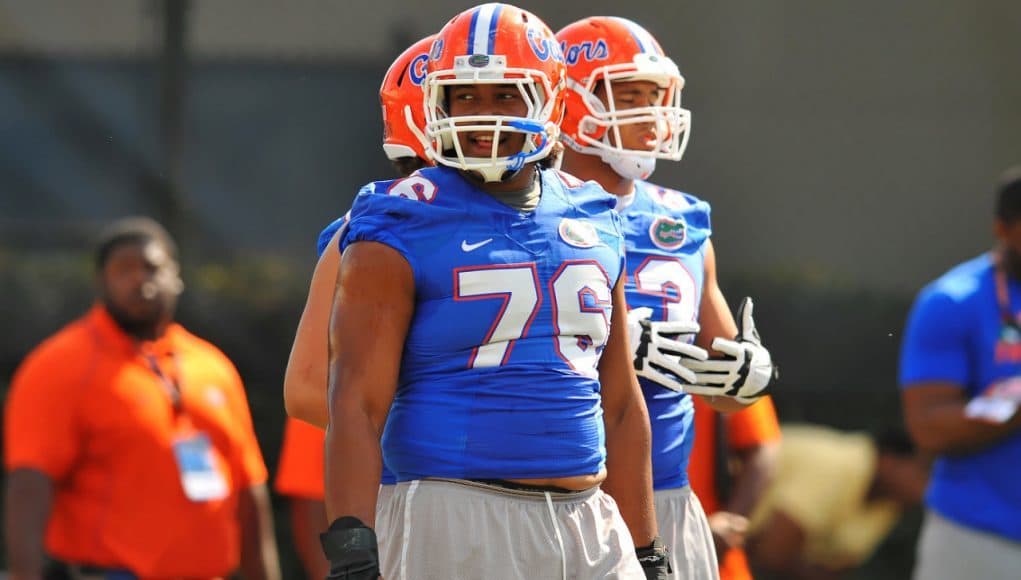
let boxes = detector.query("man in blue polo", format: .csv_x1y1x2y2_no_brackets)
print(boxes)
899,166,1021,579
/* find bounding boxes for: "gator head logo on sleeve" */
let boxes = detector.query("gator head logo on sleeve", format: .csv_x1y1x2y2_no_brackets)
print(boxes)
649,216,687,250
559,218,600,248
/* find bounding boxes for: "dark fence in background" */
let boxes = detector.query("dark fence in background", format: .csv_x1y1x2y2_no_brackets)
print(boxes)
0,56,395,259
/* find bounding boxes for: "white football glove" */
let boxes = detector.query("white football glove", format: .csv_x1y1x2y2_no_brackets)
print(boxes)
683,297,777,404
627,307,709,392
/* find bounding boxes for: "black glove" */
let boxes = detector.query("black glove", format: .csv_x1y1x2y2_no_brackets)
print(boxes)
635,536,672,580
320,516,380,580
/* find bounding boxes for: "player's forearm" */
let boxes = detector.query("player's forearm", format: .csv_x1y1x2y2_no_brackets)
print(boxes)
239,483,282,580
283,327,330,429
599,278,657,544
283,368,329,429
324,401,384,527
603,397,658,547
905,397,1021,455
4,469,53,579
285,240,340,429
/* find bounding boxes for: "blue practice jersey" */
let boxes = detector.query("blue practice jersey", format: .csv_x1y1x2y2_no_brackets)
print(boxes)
899,253,1021,541
339,165,626,481
316,215,347,257
619,180,712,490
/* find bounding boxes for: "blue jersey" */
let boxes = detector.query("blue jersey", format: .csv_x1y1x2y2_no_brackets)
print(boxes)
316,214,347,257
340,165,626,481
619,180,712,490
899,253,1021,541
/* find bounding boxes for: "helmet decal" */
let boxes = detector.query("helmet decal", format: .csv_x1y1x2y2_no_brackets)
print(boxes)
408,53,428,86
430,38,444,61
380,34,436,163
527,27,564,62
561,39,609,65
466,3,503,55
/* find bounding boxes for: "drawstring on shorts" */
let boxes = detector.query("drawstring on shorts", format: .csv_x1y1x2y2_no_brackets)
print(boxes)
544,491,568,580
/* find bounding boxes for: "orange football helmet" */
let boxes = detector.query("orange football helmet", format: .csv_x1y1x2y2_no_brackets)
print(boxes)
556,17,690,179
418,3,566,182
380,34,435,163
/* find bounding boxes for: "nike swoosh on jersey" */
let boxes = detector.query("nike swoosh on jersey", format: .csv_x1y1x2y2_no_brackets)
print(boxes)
461,238,494,252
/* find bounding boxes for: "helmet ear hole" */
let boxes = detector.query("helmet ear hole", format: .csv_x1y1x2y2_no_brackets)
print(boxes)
584,90,607,115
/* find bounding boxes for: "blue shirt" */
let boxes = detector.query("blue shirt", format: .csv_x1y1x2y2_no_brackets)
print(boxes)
619,181,712,490
316,215,347,257
899,253,1021,541
339,166,626,481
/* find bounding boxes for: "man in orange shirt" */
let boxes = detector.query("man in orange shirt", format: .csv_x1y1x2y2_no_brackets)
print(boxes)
689,396,782,580
4,217,281,580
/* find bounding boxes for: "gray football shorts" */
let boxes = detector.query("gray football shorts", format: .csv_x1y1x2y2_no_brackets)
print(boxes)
375,478,646,580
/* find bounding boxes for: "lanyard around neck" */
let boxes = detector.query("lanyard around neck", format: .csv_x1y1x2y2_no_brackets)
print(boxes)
144,350,183,412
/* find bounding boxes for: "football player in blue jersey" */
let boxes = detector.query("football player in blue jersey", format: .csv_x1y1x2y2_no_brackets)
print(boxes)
286,4,667,580
556,17,778,580
899,167,1021,580
281,34,436,580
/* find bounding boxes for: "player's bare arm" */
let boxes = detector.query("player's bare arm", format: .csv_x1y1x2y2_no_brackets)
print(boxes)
324,240,413,527
599,276,659,548
693,240,754,412
902,382,1021,455
283,228,342,428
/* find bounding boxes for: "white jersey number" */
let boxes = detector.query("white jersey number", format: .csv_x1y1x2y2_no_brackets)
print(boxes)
632,256,698,322
454,264,541,368
455,261,612,376
551,261,612,378
385,175,438,202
